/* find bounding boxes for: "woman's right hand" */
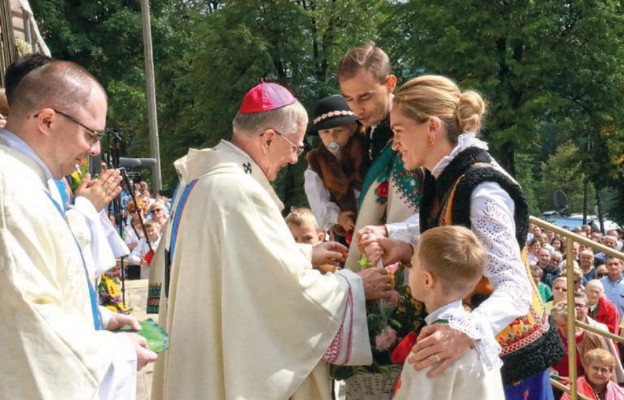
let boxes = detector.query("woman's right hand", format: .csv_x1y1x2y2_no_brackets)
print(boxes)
364,237,414,267
356,225,388,253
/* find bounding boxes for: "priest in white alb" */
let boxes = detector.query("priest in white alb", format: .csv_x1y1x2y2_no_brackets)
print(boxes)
150,82,394,400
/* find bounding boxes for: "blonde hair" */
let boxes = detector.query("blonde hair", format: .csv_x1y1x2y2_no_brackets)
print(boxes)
285,207,320,230
144,219,159,230
583,348,615,371
551,300,570,322
530,264,544,278
337,43,391,83
415,226,485,296
393,75,486,145
579,249,594,260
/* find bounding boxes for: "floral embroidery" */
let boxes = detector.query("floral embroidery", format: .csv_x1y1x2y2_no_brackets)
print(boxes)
375,181,389,204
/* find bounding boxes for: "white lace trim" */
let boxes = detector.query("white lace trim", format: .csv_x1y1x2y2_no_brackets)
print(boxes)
430,132,489,178
470,185,533,335
426,302,502,371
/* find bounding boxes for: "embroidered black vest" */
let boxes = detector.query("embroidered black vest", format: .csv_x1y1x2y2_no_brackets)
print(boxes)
419,147,564,385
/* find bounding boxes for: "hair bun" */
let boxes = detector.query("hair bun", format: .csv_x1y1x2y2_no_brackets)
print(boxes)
457,90,486,133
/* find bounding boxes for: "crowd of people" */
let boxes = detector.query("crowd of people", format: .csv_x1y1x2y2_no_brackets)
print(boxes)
2,43,624,400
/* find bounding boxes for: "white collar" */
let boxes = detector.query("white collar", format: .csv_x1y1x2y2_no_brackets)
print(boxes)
424,300,464,325
431,132,488,178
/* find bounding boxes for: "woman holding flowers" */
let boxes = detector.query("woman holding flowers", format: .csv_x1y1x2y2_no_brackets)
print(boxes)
360,75,564,400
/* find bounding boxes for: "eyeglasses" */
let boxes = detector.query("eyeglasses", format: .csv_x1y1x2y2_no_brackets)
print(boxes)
574,303,587,309
35,109,105,144
152,208,164,214
265,129,304,156
597,273,609,278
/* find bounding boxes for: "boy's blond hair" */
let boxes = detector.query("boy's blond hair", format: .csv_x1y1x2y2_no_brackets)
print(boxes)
144,219,159,230
583,348,615,371
415,226,485,297
285,207,320,230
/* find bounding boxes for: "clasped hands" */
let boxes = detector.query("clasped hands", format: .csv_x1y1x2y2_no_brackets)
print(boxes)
356,225,414,268
74,169,123,212
355,225,474,375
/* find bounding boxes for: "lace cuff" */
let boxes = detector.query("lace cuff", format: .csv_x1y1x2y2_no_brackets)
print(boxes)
445,309,502,372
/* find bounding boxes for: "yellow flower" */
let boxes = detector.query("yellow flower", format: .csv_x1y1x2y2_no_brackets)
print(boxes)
105,277,121,297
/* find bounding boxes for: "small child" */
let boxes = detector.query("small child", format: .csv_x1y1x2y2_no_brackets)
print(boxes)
393,226,505,400
285,207,338,274
530,264,553,303
127,219,161,279
561,348,624,399
304,95,368,241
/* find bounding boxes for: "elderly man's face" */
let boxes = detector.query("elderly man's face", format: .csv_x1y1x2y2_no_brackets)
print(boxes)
538,249,551,267
603,235,618,249
264,126,305,182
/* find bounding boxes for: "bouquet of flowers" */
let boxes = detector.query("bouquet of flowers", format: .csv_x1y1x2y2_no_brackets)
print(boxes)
330,258,428,380
98,262,130,314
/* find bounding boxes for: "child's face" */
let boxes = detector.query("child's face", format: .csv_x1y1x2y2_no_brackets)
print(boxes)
408,252,427,302
585,361,613,387
146,225,160,242
318,123,356,151
288,221,324,245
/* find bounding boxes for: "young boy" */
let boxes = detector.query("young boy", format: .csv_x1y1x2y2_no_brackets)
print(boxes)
393,226,505,400
304,95,368,241
285,208,338,274
127,219,161,279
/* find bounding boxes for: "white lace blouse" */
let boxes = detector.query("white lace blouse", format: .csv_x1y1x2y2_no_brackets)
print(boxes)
388,133,533,370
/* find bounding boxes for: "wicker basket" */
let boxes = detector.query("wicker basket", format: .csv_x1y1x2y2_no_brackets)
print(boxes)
344,365,402,400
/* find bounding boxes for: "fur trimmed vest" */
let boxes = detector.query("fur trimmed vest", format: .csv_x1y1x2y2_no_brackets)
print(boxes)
306,132,369,216
419,146,564,385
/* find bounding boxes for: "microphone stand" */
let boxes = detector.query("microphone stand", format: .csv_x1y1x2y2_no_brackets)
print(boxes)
109,133,153,290
107,132,128,305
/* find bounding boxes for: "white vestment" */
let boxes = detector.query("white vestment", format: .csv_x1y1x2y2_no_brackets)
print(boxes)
151,140,371,400
0,132,136,400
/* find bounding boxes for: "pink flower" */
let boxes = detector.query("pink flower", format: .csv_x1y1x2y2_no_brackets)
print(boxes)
375,326,398,351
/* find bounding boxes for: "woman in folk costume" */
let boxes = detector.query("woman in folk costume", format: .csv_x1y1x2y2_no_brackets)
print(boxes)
362,75,564,399
304,94,369,242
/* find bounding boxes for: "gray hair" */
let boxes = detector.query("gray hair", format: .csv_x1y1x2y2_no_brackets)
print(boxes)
232,101,308,137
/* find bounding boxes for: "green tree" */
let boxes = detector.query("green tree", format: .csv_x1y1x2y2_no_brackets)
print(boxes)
158,0,387,206
535,141,595,214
